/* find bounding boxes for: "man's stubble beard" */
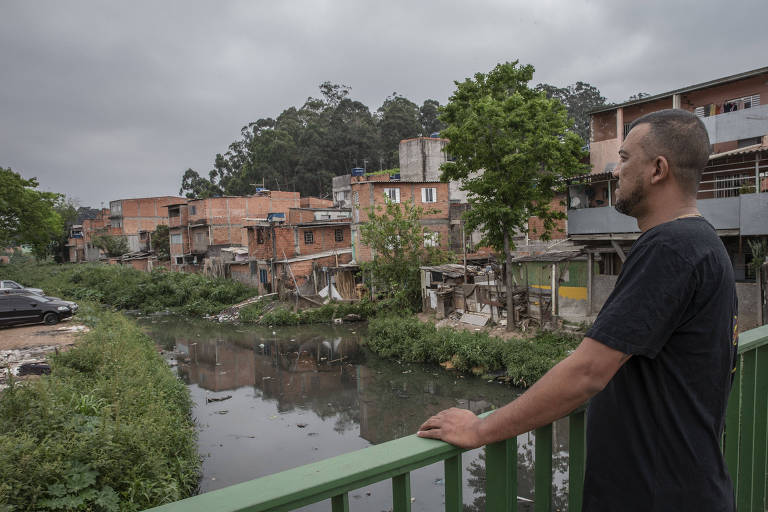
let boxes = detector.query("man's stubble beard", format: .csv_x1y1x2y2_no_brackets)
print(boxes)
614,182,645,218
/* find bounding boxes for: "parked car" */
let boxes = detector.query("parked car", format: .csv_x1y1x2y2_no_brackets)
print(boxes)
0,279,44,295
0,293,78,327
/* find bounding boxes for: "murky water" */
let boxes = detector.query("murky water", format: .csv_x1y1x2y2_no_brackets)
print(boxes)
140,316,570,511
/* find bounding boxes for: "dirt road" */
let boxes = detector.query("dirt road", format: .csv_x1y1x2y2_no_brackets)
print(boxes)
0,321,89,387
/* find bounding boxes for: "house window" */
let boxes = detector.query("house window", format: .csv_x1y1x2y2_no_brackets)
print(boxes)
304,231,314,244
383,188,400,203
724,94,760,112
171,234,182,244
623,122,632,138
424,231,438,247
175,256,184,265
169,208,179,218
421,187,437,203
259,268,268,284
189,205,197,215
257,228,265,244
335,229,344,242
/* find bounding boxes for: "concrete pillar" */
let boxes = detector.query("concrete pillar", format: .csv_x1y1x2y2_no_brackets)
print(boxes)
587,252,593,316
617,107,624,144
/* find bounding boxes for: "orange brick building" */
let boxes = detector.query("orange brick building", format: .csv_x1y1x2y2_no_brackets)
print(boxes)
168,192,328,271
245,207,353,294
109,196,186,252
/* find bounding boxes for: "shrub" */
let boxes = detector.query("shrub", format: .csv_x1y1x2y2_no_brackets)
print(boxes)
0,305,199,510
365,316,580,387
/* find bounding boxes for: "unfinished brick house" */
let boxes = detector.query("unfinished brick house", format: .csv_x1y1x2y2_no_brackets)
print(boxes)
244,206,353,296
566,66,768,328
66,208,111,262
343,137,485,264
109,196,186,252
169,192,302,271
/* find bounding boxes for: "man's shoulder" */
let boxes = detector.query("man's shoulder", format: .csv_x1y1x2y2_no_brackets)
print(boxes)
635,217,722,261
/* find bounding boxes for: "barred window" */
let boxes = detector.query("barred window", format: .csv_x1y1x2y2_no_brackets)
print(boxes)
335,229,344,242
304,231,314,244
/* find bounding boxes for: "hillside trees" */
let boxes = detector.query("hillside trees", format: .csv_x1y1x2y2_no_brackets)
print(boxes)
179,83,443,200
440,61,588,329
535,81,607,144
0,167,65,258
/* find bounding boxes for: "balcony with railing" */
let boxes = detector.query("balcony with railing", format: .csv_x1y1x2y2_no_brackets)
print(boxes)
567,150,768,237
145,324,768,512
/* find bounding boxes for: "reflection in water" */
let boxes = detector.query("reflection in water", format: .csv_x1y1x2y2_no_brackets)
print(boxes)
140,316,570,511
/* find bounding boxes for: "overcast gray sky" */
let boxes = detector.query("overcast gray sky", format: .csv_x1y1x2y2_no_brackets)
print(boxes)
2,0,766,207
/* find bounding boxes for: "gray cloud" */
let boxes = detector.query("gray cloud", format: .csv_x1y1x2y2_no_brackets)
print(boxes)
1,0,766,206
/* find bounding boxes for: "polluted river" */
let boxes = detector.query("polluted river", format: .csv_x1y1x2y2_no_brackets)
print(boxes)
140,316,571,511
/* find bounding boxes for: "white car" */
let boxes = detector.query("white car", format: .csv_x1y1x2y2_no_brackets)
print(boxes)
0,280,45,295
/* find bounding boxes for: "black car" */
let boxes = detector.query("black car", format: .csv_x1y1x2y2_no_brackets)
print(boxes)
0,293,78,327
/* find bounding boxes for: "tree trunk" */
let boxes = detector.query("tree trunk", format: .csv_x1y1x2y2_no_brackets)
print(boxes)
504,230,514,331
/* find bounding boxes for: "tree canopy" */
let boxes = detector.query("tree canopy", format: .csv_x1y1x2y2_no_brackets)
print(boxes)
0,167,65,258
535,81,607,144
179,83,445,200
440,61,588,328
360,199,452,311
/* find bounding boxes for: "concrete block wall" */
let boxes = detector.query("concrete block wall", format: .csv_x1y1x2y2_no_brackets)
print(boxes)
399,137,449,182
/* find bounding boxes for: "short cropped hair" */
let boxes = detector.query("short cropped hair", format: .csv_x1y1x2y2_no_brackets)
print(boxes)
628,109,711,195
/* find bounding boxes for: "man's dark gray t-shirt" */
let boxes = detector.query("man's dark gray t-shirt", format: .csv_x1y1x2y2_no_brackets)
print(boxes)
584,217,737,511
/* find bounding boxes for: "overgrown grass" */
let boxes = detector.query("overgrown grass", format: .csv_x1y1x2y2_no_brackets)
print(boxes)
0,261,255,316
0,304,200,510
244,301,379,326
366,316,581,387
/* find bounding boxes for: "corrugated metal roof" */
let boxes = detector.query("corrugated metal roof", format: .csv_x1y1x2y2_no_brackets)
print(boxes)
709,143,768,160
511,250,584,262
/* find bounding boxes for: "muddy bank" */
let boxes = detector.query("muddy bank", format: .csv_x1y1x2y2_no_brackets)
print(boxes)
0,321,88,387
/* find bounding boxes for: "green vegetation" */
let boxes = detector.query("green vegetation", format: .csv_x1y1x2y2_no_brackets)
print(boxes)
92,235,129,257
360,199,453,311
241,300,378,326
440,61,588,329
0,167,67,259
0,261,254,316
366,316,580,387
0,305,199,510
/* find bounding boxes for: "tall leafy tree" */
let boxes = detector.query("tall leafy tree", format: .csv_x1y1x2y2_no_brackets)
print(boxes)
535,81,606,144
419,99,446,136
440,61,587,329
51,197,79,263
0,167,64,258
377,94,422,169
360,199,452,311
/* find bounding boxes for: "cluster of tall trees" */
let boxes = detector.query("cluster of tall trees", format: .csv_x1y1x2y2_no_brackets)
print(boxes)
179,79,607,201
179,83,447,200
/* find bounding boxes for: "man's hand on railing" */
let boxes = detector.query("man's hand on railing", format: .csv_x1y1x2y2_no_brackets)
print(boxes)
417,407,484,449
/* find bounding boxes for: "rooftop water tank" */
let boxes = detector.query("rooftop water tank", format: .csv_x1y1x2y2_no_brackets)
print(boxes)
351,167,365,176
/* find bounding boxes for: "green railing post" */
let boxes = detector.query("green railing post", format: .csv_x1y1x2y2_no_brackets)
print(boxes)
724,354,741,491
534,424,553,512
444,454,463,512
568,410,586,512
486,438,517,511
752,345,768,511
392,473,411,512
737,350,757,510
331,493,349,512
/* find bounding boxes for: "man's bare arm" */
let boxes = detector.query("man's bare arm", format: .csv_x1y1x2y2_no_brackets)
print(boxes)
416,337,631,449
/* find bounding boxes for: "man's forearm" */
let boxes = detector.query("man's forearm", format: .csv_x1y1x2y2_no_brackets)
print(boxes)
418,337,629,449
474,354,601,446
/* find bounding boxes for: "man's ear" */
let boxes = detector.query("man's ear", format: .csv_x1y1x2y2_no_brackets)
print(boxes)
650,156,670,184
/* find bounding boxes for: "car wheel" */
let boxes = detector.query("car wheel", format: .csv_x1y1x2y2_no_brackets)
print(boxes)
43,312,59,325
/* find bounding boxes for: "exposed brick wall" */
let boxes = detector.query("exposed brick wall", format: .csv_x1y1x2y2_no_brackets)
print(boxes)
300,197,334,208
527,193,567,240
248,224,351,260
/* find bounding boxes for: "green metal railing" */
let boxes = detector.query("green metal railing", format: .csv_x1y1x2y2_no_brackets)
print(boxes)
147,324,768,512
724,323,768,512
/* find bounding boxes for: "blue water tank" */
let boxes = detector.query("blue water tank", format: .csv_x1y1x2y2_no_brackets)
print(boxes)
389,173,401,181
430,132,441,138
351,167,365,176
267,212,286,222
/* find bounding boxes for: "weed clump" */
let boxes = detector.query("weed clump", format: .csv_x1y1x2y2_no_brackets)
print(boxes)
0,304,199,510
365,316,580,387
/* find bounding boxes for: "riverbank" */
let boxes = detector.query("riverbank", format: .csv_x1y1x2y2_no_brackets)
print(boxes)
0,304,199,510
366,315,581,387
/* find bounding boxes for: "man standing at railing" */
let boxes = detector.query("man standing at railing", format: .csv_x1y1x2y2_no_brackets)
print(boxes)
418,109,738,511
